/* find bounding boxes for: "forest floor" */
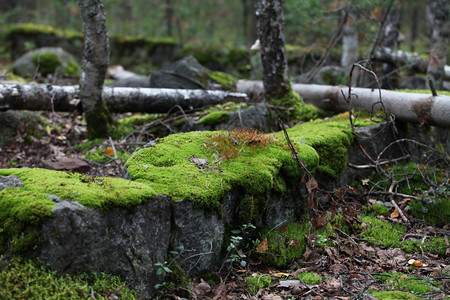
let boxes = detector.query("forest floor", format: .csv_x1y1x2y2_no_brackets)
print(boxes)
0,110,449,300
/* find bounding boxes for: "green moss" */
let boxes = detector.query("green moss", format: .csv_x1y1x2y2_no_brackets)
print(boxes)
373,273,442,296
297,271,322,284
197,111,230,126
126,130,318,212
0,168,156,252
409,194,449,228
85,100,113,139
268,87,318,121
205,70,237,91
238,195,266,224
260,222,310,268
0,256,136,299
63,60,81,76
32,51,62,76
363,203,390,217
360,216,405,247
247,274,271,294
276,117,354,179
0,168,156,211
368,290,420,300
0,189,54,253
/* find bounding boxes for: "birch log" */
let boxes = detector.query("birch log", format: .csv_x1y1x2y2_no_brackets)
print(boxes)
0,83,248,113
236,80,450,128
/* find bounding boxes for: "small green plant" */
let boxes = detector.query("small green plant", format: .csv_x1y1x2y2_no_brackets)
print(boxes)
247,274,271,294
297,271,322,284
153,245,188,293
225,223,256,268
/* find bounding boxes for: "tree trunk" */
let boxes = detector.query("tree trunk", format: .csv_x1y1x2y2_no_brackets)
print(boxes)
341,11,359,69
77,0,112,139
373,47,450,81
380,3,402,89
235,80,450,128
0,84,248,113
254,0,290,99
426,0,450,89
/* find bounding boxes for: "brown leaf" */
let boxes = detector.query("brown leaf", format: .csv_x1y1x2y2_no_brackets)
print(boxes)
390,207,399,218
256,238,268,253
306,177,318,194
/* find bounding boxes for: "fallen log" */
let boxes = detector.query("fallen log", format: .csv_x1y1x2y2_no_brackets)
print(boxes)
236,80,450,128
373,47,450,81
0,83,248,113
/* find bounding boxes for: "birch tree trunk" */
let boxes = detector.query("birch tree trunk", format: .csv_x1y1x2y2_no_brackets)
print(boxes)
78,0,112,138
426,0,450,89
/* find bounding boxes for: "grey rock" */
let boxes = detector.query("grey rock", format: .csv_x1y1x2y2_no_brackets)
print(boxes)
171,200,224,275
0,175,23,191
12,47,79,77
38,194,171,299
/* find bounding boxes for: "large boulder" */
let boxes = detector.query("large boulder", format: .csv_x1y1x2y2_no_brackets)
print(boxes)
12,47,80,78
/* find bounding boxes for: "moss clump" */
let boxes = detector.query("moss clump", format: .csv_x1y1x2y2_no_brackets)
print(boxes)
0,168,156,211
409,190,449,228
363,203,390,217
368,290,420,300
126,130,318,212
260,222,311,267
32,51,62,76
276,117,355,179
0,189,54,253
0,168,156,253
297,272,322,284
247,274,271,294
205,70,237,91
63,60,81,76
85,100,114,139
238,195,266,224
373,273,441,296
197,111,230,126
0,257,136,299
360,216,405,247
269,88,319,121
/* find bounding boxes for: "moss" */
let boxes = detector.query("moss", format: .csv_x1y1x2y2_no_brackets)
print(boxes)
126,130,318,212
363,203,390,217
0,256,136,299
260,222,310,268
63,60,81,76
0,168,156,211
275,117,355,179
85,100,114,139
268,87,318,121
360,216,405,247
409,194,449,228
32,51,62,76
368,291,420,300
238,195,266,224
0,189,54,253
297,272,322,284
205,70,237,91
373,273,442,296
247,274,271,294
197,111,230,126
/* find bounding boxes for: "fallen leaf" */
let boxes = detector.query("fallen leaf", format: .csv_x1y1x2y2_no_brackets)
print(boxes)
390,207,399,218
256,238,268,253
278,280,300,288
105,147,114,156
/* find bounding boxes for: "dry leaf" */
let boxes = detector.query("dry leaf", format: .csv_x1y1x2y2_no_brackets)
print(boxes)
256,238,268,253
408,259,427,267
105,147,114,156
390,207,399,218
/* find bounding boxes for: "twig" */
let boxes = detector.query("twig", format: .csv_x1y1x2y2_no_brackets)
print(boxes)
388,182,409,225
278,117,310,176
108,136,118,159
428,76,438,96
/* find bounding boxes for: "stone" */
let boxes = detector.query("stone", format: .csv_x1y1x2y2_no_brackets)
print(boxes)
0,175,23,191
38,194,172,299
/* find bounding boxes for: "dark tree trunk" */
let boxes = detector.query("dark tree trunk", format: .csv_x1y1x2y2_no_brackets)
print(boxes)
165,0,174,37
254,0,290,100
380,3,402,89
426,0,450,90
77,0,112,139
